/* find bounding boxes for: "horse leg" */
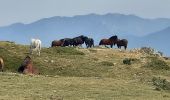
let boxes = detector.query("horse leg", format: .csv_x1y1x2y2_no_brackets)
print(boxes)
124,46,127,50
38,50,40,56
38,51,40,56
117,45,119,49
118,46,121,49
89,43,92,48
110,44,113,48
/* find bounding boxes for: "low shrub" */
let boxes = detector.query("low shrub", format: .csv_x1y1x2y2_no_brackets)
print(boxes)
140,47,154,55
152,77,170,91
123,58,131,65
144,57,170,70
123,58,139,65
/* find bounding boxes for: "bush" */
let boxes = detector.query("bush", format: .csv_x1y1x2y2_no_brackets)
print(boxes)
144,57,170,70
152,77,170,91
140,47,154,55
123,58,138,65
123,58,131,65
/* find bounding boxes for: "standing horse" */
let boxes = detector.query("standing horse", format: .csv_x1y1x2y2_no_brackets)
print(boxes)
30,38,41,56
99,35,118,48
116,39,128,50
84,37,94,48
0,57,4,72
51,39,65,47
18,56,39,75
62,38,74,47
72,35,86,47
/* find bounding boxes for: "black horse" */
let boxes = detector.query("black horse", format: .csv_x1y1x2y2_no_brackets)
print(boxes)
62,38,74,47
99,35,118,48
116,39,128,50
84,37,94,48
72,35,86,46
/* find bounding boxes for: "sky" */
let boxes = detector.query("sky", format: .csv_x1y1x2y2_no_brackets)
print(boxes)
0,0,170,26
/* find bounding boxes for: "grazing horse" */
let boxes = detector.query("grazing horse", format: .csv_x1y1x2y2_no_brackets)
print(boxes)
30,38,41,56
51,39,65,47
116,39,128,50
18,56,39,75
0,57,4,72
84,37,94,48
99,35,118,48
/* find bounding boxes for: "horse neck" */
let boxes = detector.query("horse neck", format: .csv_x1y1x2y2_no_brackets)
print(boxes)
109,39,116,43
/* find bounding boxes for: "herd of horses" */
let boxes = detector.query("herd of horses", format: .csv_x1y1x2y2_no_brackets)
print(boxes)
0,35,128,74
51,35,94,48
51,35,128,50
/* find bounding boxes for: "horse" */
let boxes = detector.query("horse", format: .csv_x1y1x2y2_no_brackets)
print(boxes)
84,37,94,48
72,35,86,47
51,39,65,47
62,38,74,47
0,57,4,72
116,39,128,50
30,38,41,56
99,35,118,48
18,56,39,75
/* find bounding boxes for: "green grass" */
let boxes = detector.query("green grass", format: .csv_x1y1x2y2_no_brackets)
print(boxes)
0,73,170,100
1,41,170,99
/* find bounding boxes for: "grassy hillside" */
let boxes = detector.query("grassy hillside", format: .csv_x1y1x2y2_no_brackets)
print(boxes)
0,41,170,100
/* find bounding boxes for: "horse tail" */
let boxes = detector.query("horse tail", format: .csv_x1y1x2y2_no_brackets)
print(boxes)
51,41,56,47
99,40,102,45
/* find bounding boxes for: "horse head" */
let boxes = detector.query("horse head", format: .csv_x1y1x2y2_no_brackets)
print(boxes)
22,56,32,66
79,35,88,41
109,35,118,43
109,35,118,40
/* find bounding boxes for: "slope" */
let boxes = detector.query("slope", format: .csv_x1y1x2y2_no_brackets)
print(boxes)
0,41,170,99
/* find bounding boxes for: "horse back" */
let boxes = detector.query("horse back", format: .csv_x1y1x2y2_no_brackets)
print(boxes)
51,40,64,47
117,39,128,46
99,39,112,45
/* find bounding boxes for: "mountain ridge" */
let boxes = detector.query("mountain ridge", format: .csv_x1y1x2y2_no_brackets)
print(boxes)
0,13,170,55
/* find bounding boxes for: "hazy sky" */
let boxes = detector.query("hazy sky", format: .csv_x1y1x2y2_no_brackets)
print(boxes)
0,0,170,26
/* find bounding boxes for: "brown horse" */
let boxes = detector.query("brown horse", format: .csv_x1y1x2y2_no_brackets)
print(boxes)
116,39,128,50
0,57,4,72
18,56,39,75
51,39,65,47
99,35,118,48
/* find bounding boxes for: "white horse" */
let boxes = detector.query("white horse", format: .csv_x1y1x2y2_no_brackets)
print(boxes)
30,38,41,56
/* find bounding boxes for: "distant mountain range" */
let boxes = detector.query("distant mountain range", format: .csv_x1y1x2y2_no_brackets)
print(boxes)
0,13,170,56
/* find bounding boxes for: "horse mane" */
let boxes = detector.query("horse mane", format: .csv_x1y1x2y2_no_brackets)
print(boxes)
109,35,118,41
